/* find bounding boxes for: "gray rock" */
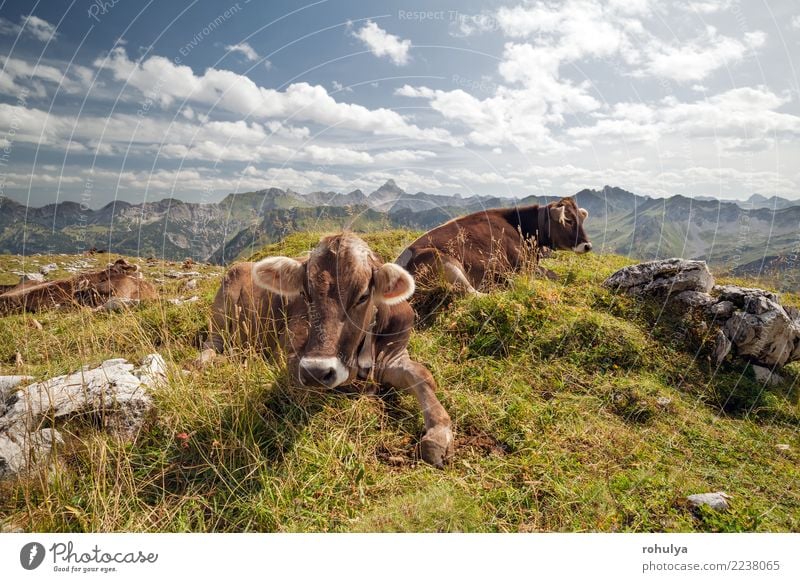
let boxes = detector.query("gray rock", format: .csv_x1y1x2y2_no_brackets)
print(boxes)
0,376,33,393
714,285,779,307
674,290,715,309
603,258,714,297
708,300,735,319
166,270,201,279
168,295,200,306
0,354,166,479
723,305,800,367
39,263,58,275
712,330,732,366
98,297,140,312
21,273,45,284
687,492,730,511
179,278,198,291
752,364,783,386
606,261,800,370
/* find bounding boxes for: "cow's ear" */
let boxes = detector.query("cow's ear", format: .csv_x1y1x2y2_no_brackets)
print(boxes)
374,263,415,306
252,257,305,297
550,204,567,225
579,207,589,219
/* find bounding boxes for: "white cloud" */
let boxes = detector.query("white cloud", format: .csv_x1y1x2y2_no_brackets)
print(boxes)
352,21,411,66
331,80,352,93
373,149,437,163
566,86,800,148
0,56,93,97
642,26,766,83
791,15,800,30
0,14,57,42
93,48,454,144
224,42,260,62
687,0,734,14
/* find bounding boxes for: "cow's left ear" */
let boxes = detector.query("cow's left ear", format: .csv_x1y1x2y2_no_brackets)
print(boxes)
252,257,305,297
374,263,415,305
579,207,589,219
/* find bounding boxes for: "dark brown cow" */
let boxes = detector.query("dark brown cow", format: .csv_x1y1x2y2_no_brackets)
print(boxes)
0,259,156,315
396,197,592,295
198,232,453,467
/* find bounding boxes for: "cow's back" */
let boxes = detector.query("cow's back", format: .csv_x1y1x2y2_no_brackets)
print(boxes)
398,209,523,286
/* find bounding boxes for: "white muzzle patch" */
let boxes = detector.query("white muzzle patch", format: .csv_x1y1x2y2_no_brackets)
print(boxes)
298,356,349,387
572,242,592,254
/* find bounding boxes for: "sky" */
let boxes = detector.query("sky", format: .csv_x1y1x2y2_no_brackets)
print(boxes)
0,0,798,207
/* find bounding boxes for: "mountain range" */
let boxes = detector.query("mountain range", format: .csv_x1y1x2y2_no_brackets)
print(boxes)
1,182,798,283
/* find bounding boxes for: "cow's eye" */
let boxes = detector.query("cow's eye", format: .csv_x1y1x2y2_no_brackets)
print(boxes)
355,291,371,306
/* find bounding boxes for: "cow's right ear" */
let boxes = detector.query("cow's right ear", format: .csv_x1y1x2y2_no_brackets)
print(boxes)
252,257,305,297
374,263,415,305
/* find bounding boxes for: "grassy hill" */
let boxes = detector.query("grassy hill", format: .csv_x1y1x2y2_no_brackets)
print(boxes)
0,232,798,532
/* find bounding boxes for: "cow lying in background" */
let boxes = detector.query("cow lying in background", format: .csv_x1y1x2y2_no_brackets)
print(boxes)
198,232,453,468
396,197,592,295
0,259,156,315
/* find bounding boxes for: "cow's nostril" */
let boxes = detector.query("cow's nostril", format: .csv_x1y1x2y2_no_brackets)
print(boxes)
299,357,345,387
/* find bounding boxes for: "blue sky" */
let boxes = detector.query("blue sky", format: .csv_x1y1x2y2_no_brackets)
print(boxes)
0,0,799,207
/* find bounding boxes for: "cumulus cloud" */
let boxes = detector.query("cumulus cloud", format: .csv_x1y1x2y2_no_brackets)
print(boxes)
93,48,454,143
352,21,411,65
0,14,58,42
642,27,766,83
567,86,800,147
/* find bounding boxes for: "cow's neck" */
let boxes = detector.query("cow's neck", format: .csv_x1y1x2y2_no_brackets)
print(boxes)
508,205,551,248
356,304,378,380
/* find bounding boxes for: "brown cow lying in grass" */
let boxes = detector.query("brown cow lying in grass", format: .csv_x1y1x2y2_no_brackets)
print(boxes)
197,232,454,468
396,197,592,295
0,259,156,315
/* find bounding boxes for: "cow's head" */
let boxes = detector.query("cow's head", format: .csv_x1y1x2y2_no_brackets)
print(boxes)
545,197,592,253
251,233,415,388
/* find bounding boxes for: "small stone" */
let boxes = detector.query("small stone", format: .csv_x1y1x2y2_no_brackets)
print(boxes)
656,396,672,407
29,318,43,330
775,444,790,452
98,297,140,312
752,365,783,386
39,263,58,275
21,273,45,284
687,492,730,511
168,295,200,305
179,278,198,291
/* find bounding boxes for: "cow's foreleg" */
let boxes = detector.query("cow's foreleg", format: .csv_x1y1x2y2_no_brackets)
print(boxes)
381,355,453,468
442,258,484,296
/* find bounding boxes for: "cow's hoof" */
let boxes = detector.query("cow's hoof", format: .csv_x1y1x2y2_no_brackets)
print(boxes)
420,426,453,469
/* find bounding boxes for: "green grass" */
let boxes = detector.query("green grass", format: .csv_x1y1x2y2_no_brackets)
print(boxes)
0,231,798,532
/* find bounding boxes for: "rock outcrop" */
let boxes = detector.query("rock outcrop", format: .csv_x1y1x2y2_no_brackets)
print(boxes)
0,354,166,479
604,259,800,371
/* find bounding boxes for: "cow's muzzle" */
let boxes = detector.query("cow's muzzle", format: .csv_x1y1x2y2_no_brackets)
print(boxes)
298,356,349,388
572,242,592,254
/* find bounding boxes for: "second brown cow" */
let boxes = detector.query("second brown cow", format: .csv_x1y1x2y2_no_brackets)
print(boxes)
396,197,592,295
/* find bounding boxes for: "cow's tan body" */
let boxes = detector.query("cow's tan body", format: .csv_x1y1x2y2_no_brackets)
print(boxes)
200,233,453,467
